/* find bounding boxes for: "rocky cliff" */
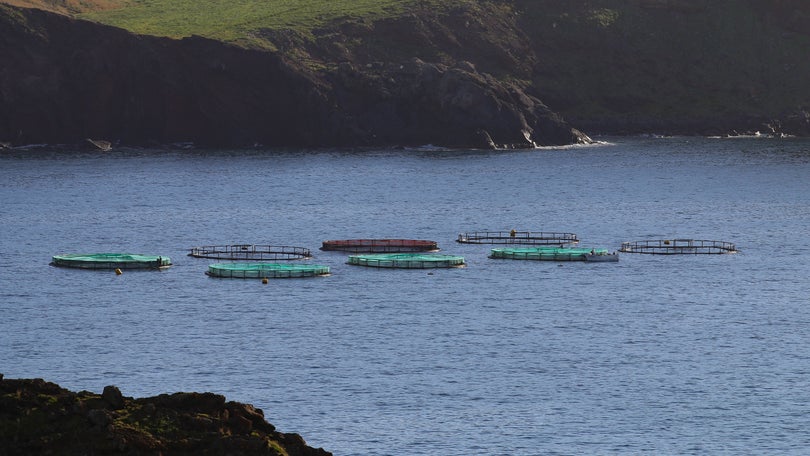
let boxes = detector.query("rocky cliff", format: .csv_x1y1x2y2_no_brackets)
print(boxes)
295,0,810,138
516,0,810,136
0,3,587,149
0,5,334,148
0,375,331,455
1,0,809,149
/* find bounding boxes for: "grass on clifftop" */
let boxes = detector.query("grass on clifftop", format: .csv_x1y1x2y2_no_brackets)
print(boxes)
78,0,456,46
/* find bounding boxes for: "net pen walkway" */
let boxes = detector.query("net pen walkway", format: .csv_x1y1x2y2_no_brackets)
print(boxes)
457,230,579,245
620,239,737,254
189,244,311,260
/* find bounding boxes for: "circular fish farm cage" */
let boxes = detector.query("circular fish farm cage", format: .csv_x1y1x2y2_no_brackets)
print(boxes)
51,253,171,269
620,239,737,255
321,239,438,253
347,253,465,269
206,263,330,279
457,230,579,245
189,244,311,260
490,247,618,262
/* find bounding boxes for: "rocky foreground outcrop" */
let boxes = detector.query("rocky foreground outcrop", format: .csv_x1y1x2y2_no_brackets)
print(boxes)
0,375,331,455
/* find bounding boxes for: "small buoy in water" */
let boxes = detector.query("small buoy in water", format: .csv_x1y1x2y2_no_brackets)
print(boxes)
115,268,122,275
262,277,268,284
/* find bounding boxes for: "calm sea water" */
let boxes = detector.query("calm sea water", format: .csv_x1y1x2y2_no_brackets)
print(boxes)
2,137,810,455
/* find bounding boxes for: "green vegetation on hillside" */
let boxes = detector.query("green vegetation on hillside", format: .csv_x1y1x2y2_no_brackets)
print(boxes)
78,0,457,46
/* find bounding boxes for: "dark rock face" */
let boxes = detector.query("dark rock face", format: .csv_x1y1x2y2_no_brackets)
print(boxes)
515,0,810,137
102,385,125,410
0,6,332,148
0,376,332,456
0,4,586,149
330,58,589,148
775,109,810,136
301,3,589,147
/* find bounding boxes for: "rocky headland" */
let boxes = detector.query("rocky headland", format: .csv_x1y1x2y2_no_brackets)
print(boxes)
1,0,809,149
0,375,331,455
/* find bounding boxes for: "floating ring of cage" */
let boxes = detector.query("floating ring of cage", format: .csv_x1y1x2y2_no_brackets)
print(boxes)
321,239,438,253
51,253,171,269
619,239,737,255
188,244,311,260
489,247,618,262
347,253,465,269
206,263,330,279
457,230,579,245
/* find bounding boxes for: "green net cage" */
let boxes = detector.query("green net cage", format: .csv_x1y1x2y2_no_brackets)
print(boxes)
206,263,330,279
490,247,618,262
347,253,465,269
51,253,171,269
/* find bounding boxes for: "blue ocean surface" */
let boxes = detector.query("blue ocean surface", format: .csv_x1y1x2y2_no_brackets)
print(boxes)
2,136,810,454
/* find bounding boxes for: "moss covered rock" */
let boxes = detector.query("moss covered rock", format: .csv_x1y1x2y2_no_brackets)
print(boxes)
0,376,331,456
